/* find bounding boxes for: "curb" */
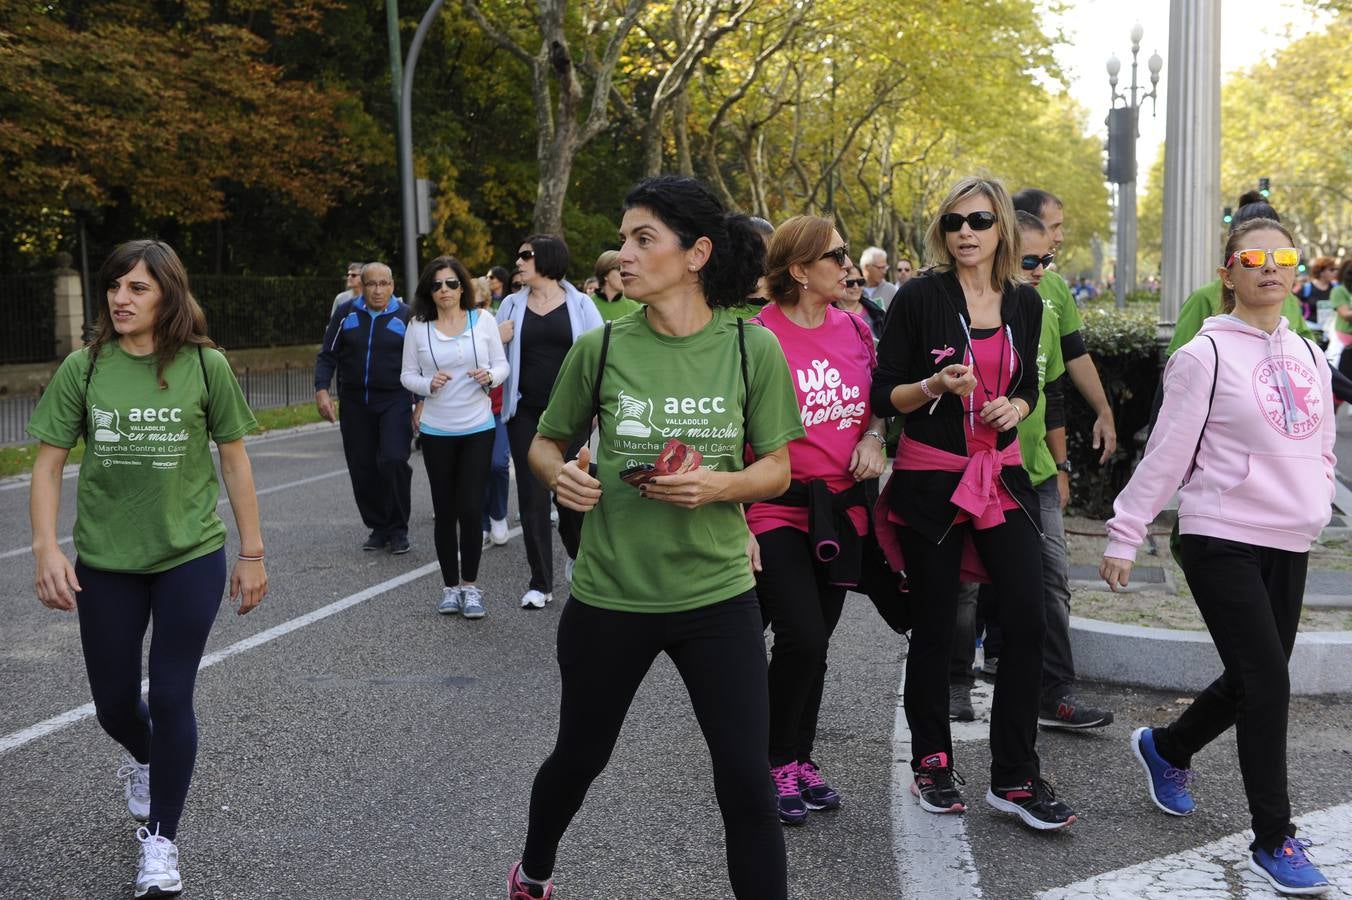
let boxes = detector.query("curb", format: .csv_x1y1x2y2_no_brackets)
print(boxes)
1069,615,1352,696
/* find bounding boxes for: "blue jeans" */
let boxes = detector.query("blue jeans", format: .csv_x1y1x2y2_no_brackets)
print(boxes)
481,413,510,530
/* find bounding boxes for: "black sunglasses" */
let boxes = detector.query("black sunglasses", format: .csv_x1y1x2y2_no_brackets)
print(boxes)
517,249,535,260
844,278,866,288
939,211,998,232
431,278,461,291
819,245,850,267
1020,253,1054,271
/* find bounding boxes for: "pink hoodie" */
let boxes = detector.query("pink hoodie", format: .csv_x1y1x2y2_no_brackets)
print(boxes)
1105,314,1336,560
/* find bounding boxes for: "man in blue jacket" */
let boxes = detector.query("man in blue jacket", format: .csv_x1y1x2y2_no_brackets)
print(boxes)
315,262,416,554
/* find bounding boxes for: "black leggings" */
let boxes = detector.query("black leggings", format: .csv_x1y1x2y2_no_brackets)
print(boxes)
505,406,583,593
420,429,495,585
1154,535,1307,853
522,592,787,899
899,516,1046,787
755,527,847,767
75,549,226,840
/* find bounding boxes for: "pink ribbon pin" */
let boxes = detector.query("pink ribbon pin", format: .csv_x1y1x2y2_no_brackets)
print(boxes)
931,345,956,364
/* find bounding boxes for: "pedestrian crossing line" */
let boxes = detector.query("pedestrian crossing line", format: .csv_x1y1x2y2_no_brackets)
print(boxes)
891,672,992,899
1039,801,1352,898
0,525,524,757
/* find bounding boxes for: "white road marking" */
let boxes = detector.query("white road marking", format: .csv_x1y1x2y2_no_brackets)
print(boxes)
1039,801,1352,898
891,669,991,898
0,525,525,756
0,469,348,561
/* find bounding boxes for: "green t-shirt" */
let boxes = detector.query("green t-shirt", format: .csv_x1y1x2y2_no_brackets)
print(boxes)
1331,284,1352,336
1017,281,1069,487
537,308,804,613
27,343,257,574
590,292,642,322
725,301,768,320
1038,270,1083,336
1167,279,1314,355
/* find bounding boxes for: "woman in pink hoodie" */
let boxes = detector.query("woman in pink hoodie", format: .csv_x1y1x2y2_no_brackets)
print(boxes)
1102,218,1336,897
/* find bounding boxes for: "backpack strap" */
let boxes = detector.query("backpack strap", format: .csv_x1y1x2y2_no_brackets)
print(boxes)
590,321,613,423
80,348,97,439
1182,335,1219,484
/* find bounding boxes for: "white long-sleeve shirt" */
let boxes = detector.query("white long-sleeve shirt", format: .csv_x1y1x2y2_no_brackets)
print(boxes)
400,310,510,435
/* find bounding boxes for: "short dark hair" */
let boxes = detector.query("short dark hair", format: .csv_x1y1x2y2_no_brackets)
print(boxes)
622,174,765,306
522,234,570,281
1012,188,1062,220
412,255,475,320
488,266,511,294
1236,189,1265,207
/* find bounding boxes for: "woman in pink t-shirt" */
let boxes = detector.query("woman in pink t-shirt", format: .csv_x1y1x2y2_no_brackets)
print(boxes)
746,215,888,826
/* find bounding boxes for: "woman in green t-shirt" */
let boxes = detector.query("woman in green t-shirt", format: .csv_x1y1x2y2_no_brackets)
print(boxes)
28,240,266,900
505,176,803,900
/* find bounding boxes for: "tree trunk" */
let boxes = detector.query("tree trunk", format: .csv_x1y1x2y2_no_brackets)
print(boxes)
674,90,693,176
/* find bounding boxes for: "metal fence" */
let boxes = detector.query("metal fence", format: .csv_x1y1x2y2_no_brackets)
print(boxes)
193,276,335,350
0,274,57,364
0,363,318,446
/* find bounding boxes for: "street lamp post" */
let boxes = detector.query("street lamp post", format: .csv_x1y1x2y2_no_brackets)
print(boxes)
1105,24,1163,309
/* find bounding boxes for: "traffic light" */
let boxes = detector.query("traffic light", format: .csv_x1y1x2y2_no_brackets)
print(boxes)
1106,107,1136,184
1259,177,1271,198
1222,206,1233,225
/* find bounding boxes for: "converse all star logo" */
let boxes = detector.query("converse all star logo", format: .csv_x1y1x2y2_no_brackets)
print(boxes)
1252,355,1323,439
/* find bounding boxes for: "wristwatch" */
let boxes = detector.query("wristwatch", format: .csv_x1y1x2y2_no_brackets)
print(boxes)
1055,460,1072,475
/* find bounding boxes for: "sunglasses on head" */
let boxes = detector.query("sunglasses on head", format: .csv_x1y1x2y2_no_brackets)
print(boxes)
431,278,461,291
517,249,535,260
1020,253,1054,271
1226,247,1299,269
939,211,997,232
819,245,850,267
844,278,866,288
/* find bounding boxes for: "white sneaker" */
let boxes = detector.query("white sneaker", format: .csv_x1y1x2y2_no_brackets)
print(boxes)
134,826,182,898
550,507,559,524
117,754,150,822
482,530,491,548
520,589,552,610
565,557,575,584
489,518,510,546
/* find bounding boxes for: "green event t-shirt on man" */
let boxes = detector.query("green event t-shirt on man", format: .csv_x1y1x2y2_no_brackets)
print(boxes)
1331,284,1352,336
537,307,804,614
1038,270,1083,337
1015,278,1069,487
27,343,257,574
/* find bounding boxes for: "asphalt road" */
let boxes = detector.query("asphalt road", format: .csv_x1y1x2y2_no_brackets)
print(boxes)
2,423,1350,899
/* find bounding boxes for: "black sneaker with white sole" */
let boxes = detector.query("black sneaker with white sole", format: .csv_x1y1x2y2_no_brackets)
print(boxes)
986,776,1077,830
911,752,966,813
1039,695,1114,730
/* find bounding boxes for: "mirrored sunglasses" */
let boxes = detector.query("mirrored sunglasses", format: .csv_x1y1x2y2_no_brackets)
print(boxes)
431,278,461,291
1226,248,1299,269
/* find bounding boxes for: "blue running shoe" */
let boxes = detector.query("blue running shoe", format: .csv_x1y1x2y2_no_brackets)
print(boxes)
1249,837,1331,896
797,759,841,811
1131,726,1195,816
437,586,461,615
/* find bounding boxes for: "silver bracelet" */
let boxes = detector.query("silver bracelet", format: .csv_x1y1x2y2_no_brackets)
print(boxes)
863,429,886,447
918,376,939,400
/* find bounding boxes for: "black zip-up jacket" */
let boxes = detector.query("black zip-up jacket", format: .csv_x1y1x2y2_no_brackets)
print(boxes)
315,297,414,405
869,270,1043,542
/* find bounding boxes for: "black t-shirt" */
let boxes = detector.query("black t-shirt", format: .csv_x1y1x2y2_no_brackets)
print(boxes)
1301,282,1332,322
518,304,573,412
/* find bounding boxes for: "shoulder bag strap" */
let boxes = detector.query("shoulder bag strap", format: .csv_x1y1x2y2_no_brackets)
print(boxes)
591,321,613,422
1182,335,1219,484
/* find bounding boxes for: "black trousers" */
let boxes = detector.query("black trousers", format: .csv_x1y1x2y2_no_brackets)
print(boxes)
1154,535,1308,853
420,430,495,586
506,405,583,593
900,515,1046,786
522,592,787,900
755,527,847,767
339,392,413,538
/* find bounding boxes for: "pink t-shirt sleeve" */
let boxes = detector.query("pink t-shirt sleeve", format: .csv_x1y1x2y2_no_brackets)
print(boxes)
745,305,874,536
